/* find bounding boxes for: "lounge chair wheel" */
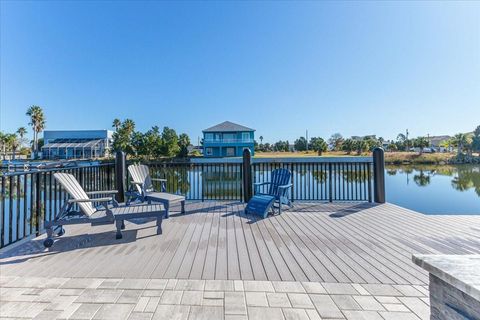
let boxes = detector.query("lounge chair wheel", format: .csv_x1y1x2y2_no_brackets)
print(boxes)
116,233,123,239
57,227,65,236
43,238,54,248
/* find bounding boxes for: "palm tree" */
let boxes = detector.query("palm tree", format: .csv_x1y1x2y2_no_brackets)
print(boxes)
26,105,46,159
16,127,27,139
9,134,19,160
451,133,472,156
259,136,263,144
112,118,121,131
0,132,6,160
16,127,27,149
396,133,407,151
123,119,135,134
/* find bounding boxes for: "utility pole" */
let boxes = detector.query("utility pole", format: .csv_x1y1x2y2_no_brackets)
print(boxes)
406,129,409,151
306,130,309,151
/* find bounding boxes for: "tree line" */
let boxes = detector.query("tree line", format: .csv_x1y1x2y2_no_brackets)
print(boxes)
111,118,192,159
255,125,480,156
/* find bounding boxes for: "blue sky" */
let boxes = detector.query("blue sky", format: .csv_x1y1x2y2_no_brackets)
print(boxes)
1,1,479,144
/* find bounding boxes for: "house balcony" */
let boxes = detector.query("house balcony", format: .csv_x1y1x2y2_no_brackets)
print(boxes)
203,139,254,145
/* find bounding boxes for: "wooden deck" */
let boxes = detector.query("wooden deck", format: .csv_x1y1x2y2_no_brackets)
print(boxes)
1,201,479,286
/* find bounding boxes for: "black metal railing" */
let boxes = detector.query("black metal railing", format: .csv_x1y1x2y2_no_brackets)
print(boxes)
251,158,373,202
138,160,243,201
0,163,115,248
135,156,374,202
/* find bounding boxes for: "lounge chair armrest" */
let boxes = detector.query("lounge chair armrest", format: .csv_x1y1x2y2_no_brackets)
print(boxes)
278,183,293,190
131,181,143,185
68,197,113,203
151,178,167,182
86,190,118,196
254,182,271,186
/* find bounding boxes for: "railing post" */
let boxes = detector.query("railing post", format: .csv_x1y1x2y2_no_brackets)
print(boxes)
201,163,205,202
35,172,41,236
115,151,126,203
328,163,333,202
242,148,253,202
373,147,386,203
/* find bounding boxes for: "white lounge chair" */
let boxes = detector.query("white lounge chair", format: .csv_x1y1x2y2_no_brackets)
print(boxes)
127,164,186,218
43,173,165,248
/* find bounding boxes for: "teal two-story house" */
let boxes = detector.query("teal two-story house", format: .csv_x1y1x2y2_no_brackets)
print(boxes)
202,121,255,157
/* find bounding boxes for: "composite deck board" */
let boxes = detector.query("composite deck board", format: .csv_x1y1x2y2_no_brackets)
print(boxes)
314,209,428,281
240,211,268,280
189,210,215,279
320,213,427,285
1,201,479,285
277,213,344,282
233,205,254,280
256,218,296,281
225,206,241,279
202,204,221,279
215,204,228,279
268,217,323,281
299,213,397,284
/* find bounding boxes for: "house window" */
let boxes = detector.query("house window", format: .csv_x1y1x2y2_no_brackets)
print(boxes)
206,148,213,156
242,132,250,141
226,147,235,156
223,133,235,141
204,133,213,141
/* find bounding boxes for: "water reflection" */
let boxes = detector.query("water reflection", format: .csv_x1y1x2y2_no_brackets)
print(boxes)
386,164,480,196
385,164,480,214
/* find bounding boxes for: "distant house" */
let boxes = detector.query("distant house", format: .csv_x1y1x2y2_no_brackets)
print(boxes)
351,135,377,141
202,121,255,157
41,130,113,160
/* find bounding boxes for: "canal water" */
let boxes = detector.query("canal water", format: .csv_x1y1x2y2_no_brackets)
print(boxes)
385,164,480,215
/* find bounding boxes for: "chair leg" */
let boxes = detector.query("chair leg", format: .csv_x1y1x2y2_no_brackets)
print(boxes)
121,220,125,230
44,227,54,248
164,202,170,219
156,217,163,235
115,220,123,239
181,200,185,214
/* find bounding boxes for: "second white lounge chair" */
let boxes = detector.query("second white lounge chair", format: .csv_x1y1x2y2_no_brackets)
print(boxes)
127,164,186,218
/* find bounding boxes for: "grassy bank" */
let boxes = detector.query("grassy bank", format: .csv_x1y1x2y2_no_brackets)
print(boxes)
254,151,456,164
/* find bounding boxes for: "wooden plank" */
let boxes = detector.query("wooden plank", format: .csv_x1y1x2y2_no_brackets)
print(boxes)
202,203,221,279
232,203,254,280
189,208,215,279
226,203,241,279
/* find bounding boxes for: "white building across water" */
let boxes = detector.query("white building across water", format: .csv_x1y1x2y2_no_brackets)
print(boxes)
41,130,113,160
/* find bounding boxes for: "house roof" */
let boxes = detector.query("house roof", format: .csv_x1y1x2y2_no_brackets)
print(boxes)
203,121,255,133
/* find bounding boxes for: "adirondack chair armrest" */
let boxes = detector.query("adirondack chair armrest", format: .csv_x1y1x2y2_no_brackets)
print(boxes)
86,190,118,196
277,183,293,197
278,183,293,190
254,182,271,194
131,181,143,185
254,182,271,186
151,178,167,182
68,197,113,203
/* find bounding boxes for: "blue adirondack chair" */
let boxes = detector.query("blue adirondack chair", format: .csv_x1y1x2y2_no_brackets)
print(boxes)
245,168,293,218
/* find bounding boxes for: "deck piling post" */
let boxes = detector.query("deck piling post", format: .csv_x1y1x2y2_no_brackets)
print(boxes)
115,151,126,203
373,147,386,203
242,148,253,202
